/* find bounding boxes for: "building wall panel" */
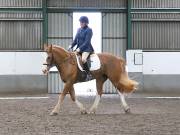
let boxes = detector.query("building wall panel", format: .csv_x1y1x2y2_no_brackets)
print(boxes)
132,13,180,50
132,0,180,8
0,0,42,7
0,21,43,50
47,0,126,9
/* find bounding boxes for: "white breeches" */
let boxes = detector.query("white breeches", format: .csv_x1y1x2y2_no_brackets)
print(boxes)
82,52,90,63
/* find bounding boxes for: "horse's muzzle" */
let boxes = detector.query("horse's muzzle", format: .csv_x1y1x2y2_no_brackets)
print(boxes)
42,63,50,75
42,67,49,75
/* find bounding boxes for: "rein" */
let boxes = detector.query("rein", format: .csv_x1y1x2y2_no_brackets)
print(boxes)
43,52,75,67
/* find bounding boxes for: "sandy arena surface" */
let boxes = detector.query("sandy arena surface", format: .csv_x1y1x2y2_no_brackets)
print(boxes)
0,94,180,135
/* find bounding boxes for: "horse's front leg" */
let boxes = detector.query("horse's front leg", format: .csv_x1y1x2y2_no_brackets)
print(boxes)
69,87,87,114
50,83,71,116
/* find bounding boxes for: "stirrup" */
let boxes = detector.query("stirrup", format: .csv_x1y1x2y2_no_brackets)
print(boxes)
85,73,93,81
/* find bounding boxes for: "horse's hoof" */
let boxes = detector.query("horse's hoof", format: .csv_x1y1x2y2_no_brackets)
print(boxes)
89,111,96,114
89,108,96,114
81,110,87,115
50,112,58,116
124,108,131,114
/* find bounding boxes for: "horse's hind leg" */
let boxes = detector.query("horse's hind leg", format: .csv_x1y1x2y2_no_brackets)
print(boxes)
69,87,87,114
89,93,101,114
50,83,71,116
89,79,104,114
110,78,131,113
117,89,130,113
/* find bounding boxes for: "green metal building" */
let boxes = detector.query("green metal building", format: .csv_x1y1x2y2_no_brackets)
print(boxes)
0,0,180,93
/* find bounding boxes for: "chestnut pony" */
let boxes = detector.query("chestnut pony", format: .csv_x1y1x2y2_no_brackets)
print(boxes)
43,45,138,115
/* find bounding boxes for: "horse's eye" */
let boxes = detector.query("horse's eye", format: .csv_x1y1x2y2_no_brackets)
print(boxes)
47,57,50,59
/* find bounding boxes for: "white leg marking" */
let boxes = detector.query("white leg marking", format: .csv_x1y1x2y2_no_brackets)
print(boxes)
50,95,63,115
75,99,87,114
75,99,85,110
89,94,101,113
118,91,130,112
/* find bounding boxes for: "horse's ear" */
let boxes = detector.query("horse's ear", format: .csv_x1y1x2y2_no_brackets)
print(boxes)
49,44,53,52
44,43,48,52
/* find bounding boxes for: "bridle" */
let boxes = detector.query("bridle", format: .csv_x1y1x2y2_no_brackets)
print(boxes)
43,53,54,71
43,52,75,72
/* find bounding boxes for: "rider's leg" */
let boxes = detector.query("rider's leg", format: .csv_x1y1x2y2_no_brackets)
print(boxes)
82,52,90,63
82,52,93,81
82,52,90,72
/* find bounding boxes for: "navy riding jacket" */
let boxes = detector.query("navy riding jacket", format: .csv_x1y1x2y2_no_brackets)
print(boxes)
71,26,94,53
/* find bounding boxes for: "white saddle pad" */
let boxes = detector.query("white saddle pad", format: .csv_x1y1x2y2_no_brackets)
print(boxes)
75,54,101,71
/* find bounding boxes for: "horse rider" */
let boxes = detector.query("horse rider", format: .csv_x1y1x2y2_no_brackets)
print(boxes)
69,16,94,81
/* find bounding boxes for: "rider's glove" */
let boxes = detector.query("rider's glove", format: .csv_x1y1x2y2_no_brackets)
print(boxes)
76,48,80,52
68,45,73,52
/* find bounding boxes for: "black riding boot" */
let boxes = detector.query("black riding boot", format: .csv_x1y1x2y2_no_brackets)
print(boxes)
83,62,93,81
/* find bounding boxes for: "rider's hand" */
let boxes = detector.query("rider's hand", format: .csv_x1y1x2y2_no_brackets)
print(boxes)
68,45,72,52
76,48,80,53
74,48,80,54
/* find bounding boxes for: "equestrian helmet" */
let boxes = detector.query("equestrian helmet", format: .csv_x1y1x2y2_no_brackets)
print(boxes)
79,16,89,24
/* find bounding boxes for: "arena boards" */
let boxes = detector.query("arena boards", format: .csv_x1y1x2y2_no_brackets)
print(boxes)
0,97,49,100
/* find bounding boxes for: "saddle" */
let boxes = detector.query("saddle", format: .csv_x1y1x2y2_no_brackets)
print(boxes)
75,53,101,72
75,53,101,82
